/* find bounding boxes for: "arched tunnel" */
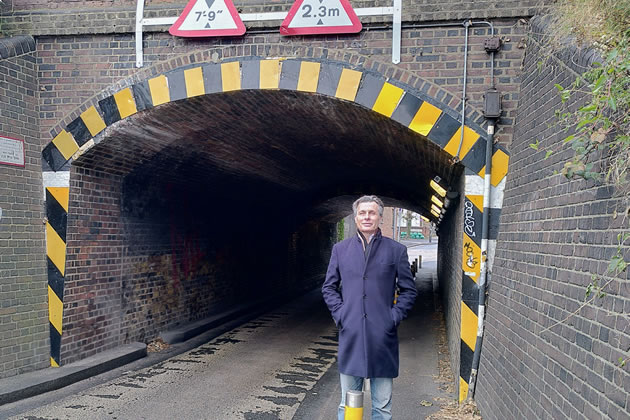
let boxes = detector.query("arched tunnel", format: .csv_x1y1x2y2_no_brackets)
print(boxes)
56,75,477,398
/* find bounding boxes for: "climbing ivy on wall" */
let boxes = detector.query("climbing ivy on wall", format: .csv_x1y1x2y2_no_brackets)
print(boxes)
532,0,630,365
337,218,345,242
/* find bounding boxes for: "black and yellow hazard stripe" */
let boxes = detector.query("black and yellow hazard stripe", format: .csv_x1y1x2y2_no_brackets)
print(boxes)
459,192,483,401
260,59,281,90
45,186,69,367
38,57,512,386
41,58,506,183
42,105,107,171
478,143,510,187
99,87,138,125
66,106,106,147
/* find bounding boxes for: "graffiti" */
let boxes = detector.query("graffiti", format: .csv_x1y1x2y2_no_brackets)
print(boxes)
464,200,476,237
128,252,217,342
464,241,478,269
165,183,207,290
169,229,206,289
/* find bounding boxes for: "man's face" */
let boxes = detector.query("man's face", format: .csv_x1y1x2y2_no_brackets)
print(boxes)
355,202,381,236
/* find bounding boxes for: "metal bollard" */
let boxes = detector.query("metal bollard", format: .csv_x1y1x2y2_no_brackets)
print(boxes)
344,390,364,420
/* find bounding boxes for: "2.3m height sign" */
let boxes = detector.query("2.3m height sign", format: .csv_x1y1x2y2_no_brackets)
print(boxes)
280,0,362,36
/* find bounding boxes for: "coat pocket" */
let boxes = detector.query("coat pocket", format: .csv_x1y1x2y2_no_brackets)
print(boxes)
338,304,347,330
377,262,396,277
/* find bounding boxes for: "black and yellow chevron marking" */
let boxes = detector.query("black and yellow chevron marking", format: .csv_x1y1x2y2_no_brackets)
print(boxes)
459,193,484,401
39,57,511,396
478,144,510,187
460,299,478,402
46,186,68,367
42,58,509,178
463,195,483,282
99,87,138,125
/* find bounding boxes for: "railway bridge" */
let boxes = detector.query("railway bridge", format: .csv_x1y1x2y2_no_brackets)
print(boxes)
0,1,628,419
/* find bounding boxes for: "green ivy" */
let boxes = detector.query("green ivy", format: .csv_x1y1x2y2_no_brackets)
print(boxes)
550,37,630,184
532,0,630,367
337,218,345,242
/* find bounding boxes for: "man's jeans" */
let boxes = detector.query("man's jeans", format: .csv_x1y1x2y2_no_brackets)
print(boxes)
338,373,393,420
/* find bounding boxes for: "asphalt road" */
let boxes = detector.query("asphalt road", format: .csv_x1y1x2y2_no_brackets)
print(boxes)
5,241,451,420
7,291,337,420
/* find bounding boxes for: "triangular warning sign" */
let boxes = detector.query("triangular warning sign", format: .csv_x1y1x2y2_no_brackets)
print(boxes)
169,0,245,37
280,0,362,36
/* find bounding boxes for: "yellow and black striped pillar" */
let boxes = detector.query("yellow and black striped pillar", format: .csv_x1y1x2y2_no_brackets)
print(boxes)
459,170,484,402
45,185,68,367
459,143,510,401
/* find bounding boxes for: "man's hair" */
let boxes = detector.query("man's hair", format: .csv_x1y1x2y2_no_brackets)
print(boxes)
352,195,384,217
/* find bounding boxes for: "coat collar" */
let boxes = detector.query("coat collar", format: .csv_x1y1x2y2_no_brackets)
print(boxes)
356,228,382,250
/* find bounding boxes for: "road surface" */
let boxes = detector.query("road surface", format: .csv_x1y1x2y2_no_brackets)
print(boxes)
5,241,452,419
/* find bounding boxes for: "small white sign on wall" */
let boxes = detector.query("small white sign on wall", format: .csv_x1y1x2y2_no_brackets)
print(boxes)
0,136,25,167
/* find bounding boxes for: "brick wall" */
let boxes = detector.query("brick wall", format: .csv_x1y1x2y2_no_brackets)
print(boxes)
2,0,535,376
381,207,394,239
31,19,527,151
62,166,124,362
1,0,549,36
437,171,465,391
31,14,525,368
475,16,630,420
287,220,337,294
0,36,50,379
60,160,336,363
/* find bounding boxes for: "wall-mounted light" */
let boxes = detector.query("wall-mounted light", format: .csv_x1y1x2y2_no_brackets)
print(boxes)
430,178,446,197
431,195,444,208
420,215,430,223
431,203,441,214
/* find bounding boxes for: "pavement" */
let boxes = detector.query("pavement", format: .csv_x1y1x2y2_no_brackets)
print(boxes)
0,240,453,419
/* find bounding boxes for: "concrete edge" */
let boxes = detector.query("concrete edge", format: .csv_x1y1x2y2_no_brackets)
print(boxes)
158,298,282,344
0,342,146,406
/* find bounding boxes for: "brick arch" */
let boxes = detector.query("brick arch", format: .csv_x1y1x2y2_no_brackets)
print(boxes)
41,52,508,183
41,53,510,380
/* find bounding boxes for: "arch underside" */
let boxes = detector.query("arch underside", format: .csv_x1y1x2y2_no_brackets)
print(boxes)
42,57,508,190
41,57,509,403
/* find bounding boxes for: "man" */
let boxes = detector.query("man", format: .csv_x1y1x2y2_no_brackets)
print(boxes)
322,195,418,420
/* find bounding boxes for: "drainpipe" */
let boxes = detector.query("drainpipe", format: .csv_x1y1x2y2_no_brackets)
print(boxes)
468,81,502,398
467,118,495,399
467,23,502,396
454,20,471,159
455,20,495,159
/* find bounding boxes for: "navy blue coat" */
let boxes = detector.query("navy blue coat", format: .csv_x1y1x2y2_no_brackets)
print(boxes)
322,231,417,378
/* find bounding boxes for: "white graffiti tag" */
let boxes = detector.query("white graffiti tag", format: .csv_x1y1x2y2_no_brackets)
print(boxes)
464,200,476,237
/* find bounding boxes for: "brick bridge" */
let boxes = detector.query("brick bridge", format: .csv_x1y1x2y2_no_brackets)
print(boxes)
1,1,628,419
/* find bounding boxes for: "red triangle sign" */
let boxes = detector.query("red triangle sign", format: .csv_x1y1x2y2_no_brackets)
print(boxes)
280,0,362,36
169,0,245,37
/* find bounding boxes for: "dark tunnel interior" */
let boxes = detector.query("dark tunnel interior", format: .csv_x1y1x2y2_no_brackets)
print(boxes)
64,89,464,349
